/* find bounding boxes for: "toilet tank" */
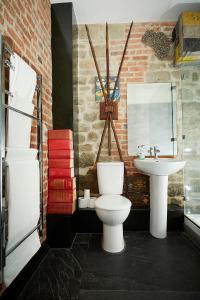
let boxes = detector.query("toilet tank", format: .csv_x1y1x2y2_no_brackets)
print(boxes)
97,162,124,195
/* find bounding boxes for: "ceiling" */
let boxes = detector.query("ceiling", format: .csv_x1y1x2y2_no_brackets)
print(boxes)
51,0,200,24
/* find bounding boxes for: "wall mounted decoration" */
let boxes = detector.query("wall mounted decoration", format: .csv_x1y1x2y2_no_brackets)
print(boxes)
142,30,171,60
95,76,120,103
85,22,133,163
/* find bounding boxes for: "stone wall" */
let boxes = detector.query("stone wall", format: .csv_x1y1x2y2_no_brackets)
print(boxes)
75,22,185,208
0,0,52,238
182,66,200,214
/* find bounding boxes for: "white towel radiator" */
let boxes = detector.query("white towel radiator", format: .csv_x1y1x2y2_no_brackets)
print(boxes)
0,34,44,287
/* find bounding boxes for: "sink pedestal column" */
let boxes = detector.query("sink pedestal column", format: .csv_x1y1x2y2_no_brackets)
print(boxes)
150,175,168,239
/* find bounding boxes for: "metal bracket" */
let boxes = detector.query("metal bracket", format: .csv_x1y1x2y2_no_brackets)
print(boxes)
4,47,14,57
5,90,13,98
4,59,15,71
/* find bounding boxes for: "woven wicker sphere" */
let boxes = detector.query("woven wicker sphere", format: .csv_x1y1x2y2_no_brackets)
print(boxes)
142,30,171,60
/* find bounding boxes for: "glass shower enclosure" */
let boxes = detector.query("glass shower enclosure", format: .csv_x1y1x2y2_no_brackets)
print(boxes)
182,65,200,227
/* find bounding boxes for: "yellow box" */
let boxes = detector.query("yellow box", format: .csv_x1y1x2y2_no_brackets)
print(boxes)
175,44,200,65
175,12,200,63
181,12,200,26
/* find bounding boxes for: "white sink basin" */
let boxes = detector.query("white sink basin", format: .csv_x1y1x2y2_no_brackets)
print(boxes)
134,158,186,239
134,158,186,176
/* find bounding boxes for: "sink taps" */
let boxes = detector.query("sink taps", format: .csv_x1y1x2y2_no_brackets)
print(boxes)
153,146,160,159
148,147,153,157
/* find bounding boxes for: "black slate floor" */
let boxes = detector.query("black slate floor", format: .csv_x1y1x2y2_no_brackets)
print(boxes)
17,232,200,300
17,248,82,300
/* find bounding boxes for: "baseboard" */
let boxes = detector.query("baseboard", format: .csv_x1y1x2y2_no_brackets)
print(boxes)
0,241,49,300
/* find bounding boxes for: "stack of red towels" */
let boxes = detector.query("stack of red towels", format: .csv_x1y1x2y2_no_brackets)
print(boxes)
47,129,76,214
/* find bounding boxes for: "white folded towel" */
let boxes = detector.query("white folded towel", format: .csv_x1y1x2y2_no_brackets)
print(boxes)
7,99,34,148
4,231,41,287
8,94,34,108
9,53,37,102
6,148,38,161
6,159,40,253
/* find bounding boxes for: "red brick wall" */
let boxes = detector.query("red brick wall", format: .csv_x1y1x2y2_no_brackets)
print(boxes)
0,0,52,239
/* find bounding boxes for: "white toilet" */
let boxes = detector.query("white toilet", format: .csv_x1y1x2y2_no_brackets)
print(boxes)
95,162,132,253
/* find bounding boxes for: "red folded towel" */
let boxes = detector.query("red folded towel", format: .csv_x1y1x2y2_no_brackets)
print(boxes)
48,190,76,203
49,168,74,178
48,159,74,168
48,178,76,190
48,129,73,140
48,140,73,150
48,149,74,159
47,201,76,215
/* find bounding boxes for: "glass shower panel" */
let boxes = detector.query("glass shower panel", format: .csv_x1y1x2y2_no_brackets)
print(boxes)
182,66,200,227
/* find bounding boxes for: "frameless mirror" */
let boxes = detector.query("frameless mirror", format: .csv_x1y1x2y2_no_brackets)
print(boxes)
127,83,177,156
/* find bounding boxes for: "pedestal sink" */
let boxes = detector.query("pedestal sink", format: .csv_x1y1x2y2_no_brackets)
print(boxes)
134,158,186,239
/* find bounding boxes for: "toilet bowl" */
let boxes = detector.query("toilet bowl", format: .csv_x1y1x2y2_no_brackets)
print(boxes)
95,162,132,253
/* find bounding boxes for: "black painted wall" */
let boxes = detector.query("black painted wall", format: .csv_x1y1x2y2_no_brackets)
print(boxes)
51,3,77,129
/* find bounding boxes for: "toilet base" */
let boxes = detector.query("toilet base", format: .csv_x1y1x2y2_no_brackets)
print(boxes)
102,224,124,253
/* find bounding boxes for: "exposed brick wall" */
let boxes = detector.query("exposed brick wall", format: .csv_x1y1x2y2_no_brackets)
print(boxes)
77,22,184,207
0,0,52,239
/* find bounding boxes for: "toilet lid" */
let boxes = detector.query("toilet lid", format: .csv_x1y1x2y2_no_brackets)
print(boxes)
95,195,132,211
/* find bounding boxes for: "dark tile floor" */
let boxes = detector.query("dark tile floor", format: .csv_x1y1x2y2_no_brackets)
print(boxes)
18,232,200,300
17,249,82,300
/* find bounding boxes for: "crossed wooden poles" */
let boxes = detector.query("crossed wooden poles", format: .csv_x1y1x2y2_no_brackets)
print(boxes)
85,22,133,165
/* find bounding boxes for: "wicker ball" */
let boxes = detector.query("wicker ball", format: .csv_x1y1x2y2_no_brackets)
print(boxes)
142,30,171,60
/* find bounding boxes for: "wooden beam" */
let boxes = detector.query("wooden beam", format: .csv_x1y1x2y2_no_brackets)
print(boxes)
106,23,111,155
108,113,111,156
106,22,110,104
111,21,133,101
85,24,108,103
110,114,123,161
95,117,109,164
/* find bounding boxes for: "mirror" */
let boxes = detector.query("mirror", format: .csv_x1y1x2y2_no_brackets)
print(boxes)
127,83,177,156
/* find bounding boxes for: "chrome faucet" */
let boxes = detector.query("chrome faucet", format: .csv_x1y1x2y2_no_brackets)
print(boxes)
148,146,153,157
153,146,160,159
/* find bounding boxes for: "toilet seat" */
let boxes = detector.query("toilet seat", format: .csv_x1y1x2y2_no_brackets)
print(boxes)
95,195,132,211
